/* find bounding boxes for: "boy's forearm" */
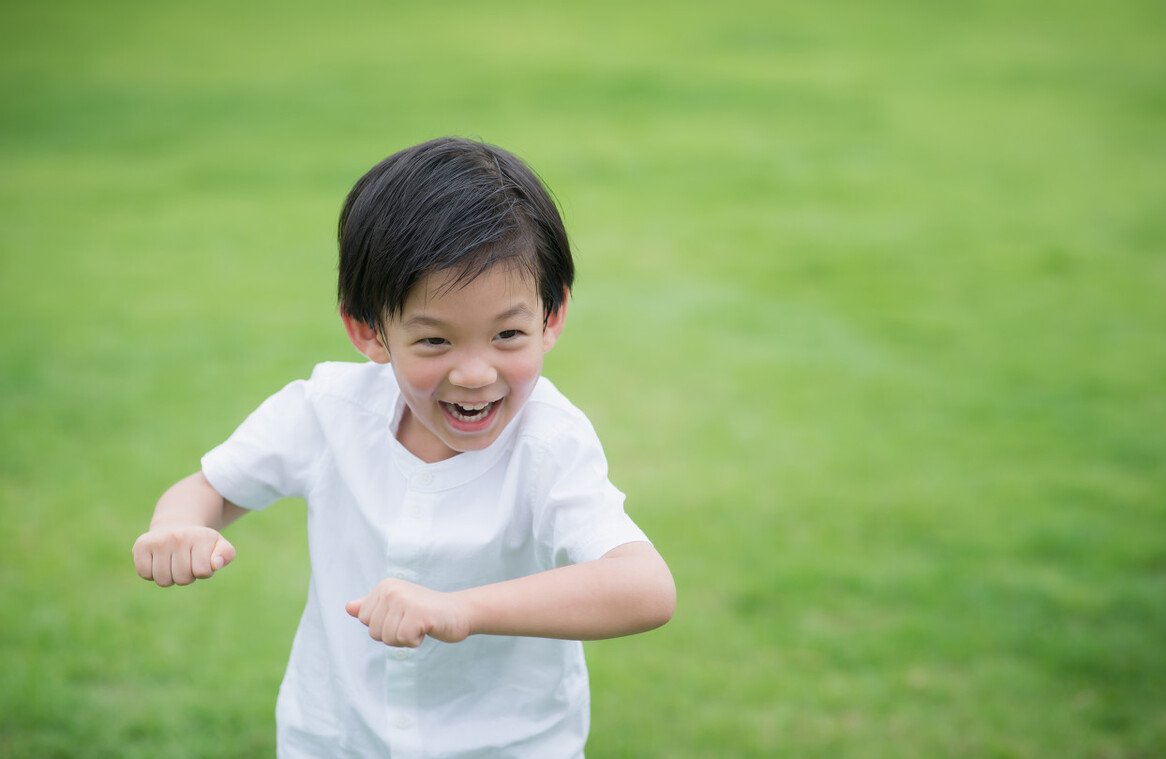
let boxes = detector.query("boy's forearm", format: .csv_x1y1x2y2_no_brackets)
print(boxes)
456,541,675,641
150,471,245,530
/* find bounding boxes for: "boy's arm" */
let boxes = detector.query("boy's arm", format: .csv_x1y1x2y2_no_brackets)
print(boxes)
459,541,675,640
132,471,247,587
346,541,676,647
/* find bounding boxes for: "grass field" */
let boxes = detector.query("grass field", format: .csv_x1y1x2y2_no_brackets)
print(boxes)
2,1,1163,756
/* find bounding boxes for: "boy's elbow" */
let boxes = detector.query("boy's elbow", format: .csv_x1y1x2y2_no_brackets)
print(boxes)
640,561,677,632
652,581,677,631
604,542,676,633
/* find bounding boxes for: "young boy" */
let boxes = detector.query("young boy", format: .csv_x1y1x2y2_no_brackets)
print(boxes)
132,137,675,758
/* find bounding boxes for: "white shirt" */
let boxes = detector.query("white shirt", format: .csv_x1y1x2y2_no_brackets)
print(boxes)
201,361,648,758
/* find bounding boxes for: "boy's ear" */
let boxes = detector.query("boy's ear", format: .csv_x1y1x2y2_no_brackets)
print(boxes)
541,290,569,353
341,310,391,364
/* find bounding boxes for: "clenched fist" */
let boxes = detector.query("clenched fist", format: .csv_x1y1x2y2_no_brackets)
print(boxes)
132,526,236,587
346,579,472,648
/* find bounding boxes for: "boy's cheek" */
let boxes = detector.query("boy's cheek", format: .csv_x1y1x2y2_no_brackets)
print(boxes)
509,366,543,398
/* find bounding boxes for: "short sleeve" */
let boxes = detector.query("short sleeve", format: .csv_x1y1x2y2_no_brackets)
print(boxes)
530,421,649,568
201,379,324,510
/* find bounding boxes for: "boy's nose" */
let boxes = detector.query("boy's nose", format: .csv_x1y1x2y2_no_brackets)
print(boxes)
449,356,497,389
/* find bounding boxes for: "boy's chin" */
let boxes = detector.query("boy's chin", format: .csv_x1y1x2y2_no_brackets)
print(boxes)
442,426,503,453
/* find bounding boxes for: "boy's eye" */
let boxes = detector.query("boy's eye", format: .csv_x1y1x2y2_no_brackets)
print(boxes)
418,337,448,347
496,329,522,340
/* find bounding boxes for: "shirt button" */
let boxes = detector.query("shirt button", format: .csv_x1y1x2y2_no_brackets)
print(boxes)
394,715,414,730
417,472,434,486
392,648,411,661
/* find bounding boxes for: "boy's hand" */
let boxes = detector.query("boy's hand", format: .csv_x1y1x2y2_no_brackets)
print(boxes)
346,579,471,648
132,526,236,587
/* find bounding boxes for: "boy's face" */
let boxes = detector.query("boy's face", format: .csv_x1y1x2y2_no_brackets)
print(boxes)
346,264,565,463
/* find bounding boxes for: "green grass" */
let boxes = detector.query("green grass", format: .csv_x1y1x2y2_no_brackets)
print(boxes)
2,1,1163,756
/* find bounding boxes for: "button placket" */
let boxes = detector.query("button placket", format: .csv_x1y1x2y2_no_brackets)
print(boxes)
402,485,435,523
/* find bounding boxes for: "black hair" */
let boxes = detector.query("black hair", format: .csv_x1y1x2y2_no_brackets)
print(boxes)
338,137,574,328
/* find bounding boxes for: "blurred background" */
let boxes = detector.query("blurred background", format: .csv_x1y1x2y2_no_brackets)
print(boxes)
1,1,1163,756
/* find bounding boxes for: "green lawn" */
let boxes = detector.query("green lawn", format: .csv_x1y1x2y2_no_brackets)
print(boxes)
2,1,1163,756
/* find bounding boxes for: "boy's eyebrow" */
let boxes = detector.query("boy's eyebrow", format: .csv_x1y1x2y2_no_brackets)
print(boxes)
402,303,537,330
401,314,448,330
494,303,537,321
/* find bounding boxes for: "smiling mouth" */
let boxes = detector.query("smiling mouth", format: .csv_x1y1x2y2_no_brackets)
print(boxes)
441,400,500,424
